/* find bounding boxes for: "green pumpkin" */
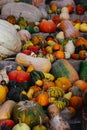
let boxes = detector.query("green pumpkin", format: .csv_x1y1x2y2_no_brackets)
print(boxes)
12,100,46,127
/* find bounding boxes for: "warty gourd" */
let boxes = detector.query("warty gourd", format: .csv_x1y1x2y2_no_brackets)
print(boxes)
0,19,22,58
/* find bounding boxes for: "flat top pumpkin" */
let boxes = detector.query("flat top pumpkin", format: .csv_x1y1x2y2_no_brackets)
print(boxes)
39,19,57,33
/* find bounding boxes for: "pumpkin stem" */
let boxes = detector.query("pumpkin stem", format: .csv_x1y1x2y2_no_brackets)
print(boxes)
39,116,42,126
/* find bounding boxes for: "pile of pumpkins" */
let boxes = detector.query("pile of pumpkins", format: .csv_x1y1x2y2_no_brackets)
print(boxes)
0,1,87,130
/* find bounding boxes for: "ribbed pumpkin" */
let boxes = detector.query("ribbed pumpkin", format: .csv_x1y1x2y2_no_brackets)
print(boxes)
39,19,56,33
8,70,30,83
0,19,22,58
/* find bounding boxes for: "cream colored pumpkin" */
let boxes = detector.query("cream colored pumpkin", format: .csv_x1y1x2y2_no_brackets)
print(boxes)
0,19,22,58
0,0,14,9
1,2,44,22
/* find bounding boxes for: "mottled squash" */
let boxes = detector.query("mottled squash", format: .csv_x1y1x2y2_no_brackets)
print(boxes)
50,59,79,83
12,100,46,127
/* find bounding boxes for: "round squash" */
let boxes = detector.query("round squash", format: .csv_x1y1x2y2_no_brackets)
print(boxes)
69,96,83,110
0,19,22,58
12,100,46,127
39,19,56,33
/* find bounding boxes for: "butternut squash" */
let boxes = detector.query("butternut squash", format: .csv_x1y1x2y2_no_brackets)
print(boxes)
15,53,51,73
0,100,16,120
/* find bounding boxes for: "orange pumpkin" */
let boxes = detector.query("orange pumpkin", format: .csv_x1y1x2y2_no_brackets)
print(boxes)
55,77,72,92
39,19,56,33
70,96,83,110
8,70,30,83
36,92,49,106
74,80,87,92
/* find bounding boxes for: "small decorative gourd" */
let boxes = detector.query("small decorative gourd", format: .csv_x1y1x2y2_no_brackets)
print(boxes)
59,7,70,20
64,40,75,54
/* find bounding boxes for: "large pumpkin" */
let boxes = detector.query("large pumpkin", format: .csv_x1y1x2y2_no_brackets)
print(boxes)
39,19,57,33
12,100,46,127
0,19,22,58
1,2,44,22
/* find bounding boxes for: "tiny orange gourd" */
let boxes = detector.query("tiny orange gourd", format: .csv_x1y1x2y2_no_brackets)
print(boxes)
54,50,65,59
52,43,60,51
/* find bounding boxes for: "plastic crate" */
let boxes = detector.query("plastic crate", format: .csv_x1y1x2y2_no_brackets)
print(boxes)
82,107,87,130
68,112,82,130
69,119,82,130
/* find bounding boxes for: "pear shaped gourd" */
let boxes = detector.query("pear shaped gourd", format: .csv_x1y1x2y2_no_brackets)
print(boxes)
12,123,31,130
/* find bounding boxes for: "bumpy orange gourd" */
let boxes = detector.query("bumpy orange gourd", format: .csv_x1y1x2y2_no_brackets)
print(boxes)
36,92,49,106
55,77,72,92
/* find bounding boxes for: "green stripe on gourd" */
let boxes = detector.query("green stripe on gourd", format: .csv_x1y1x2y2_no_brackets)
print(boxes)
50,59,79,83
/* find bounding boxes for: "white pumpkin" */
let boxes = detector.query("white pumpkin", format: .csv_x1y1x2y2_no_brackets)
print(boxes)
1,2,44,22
0,0,14,9
0,19,22,58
